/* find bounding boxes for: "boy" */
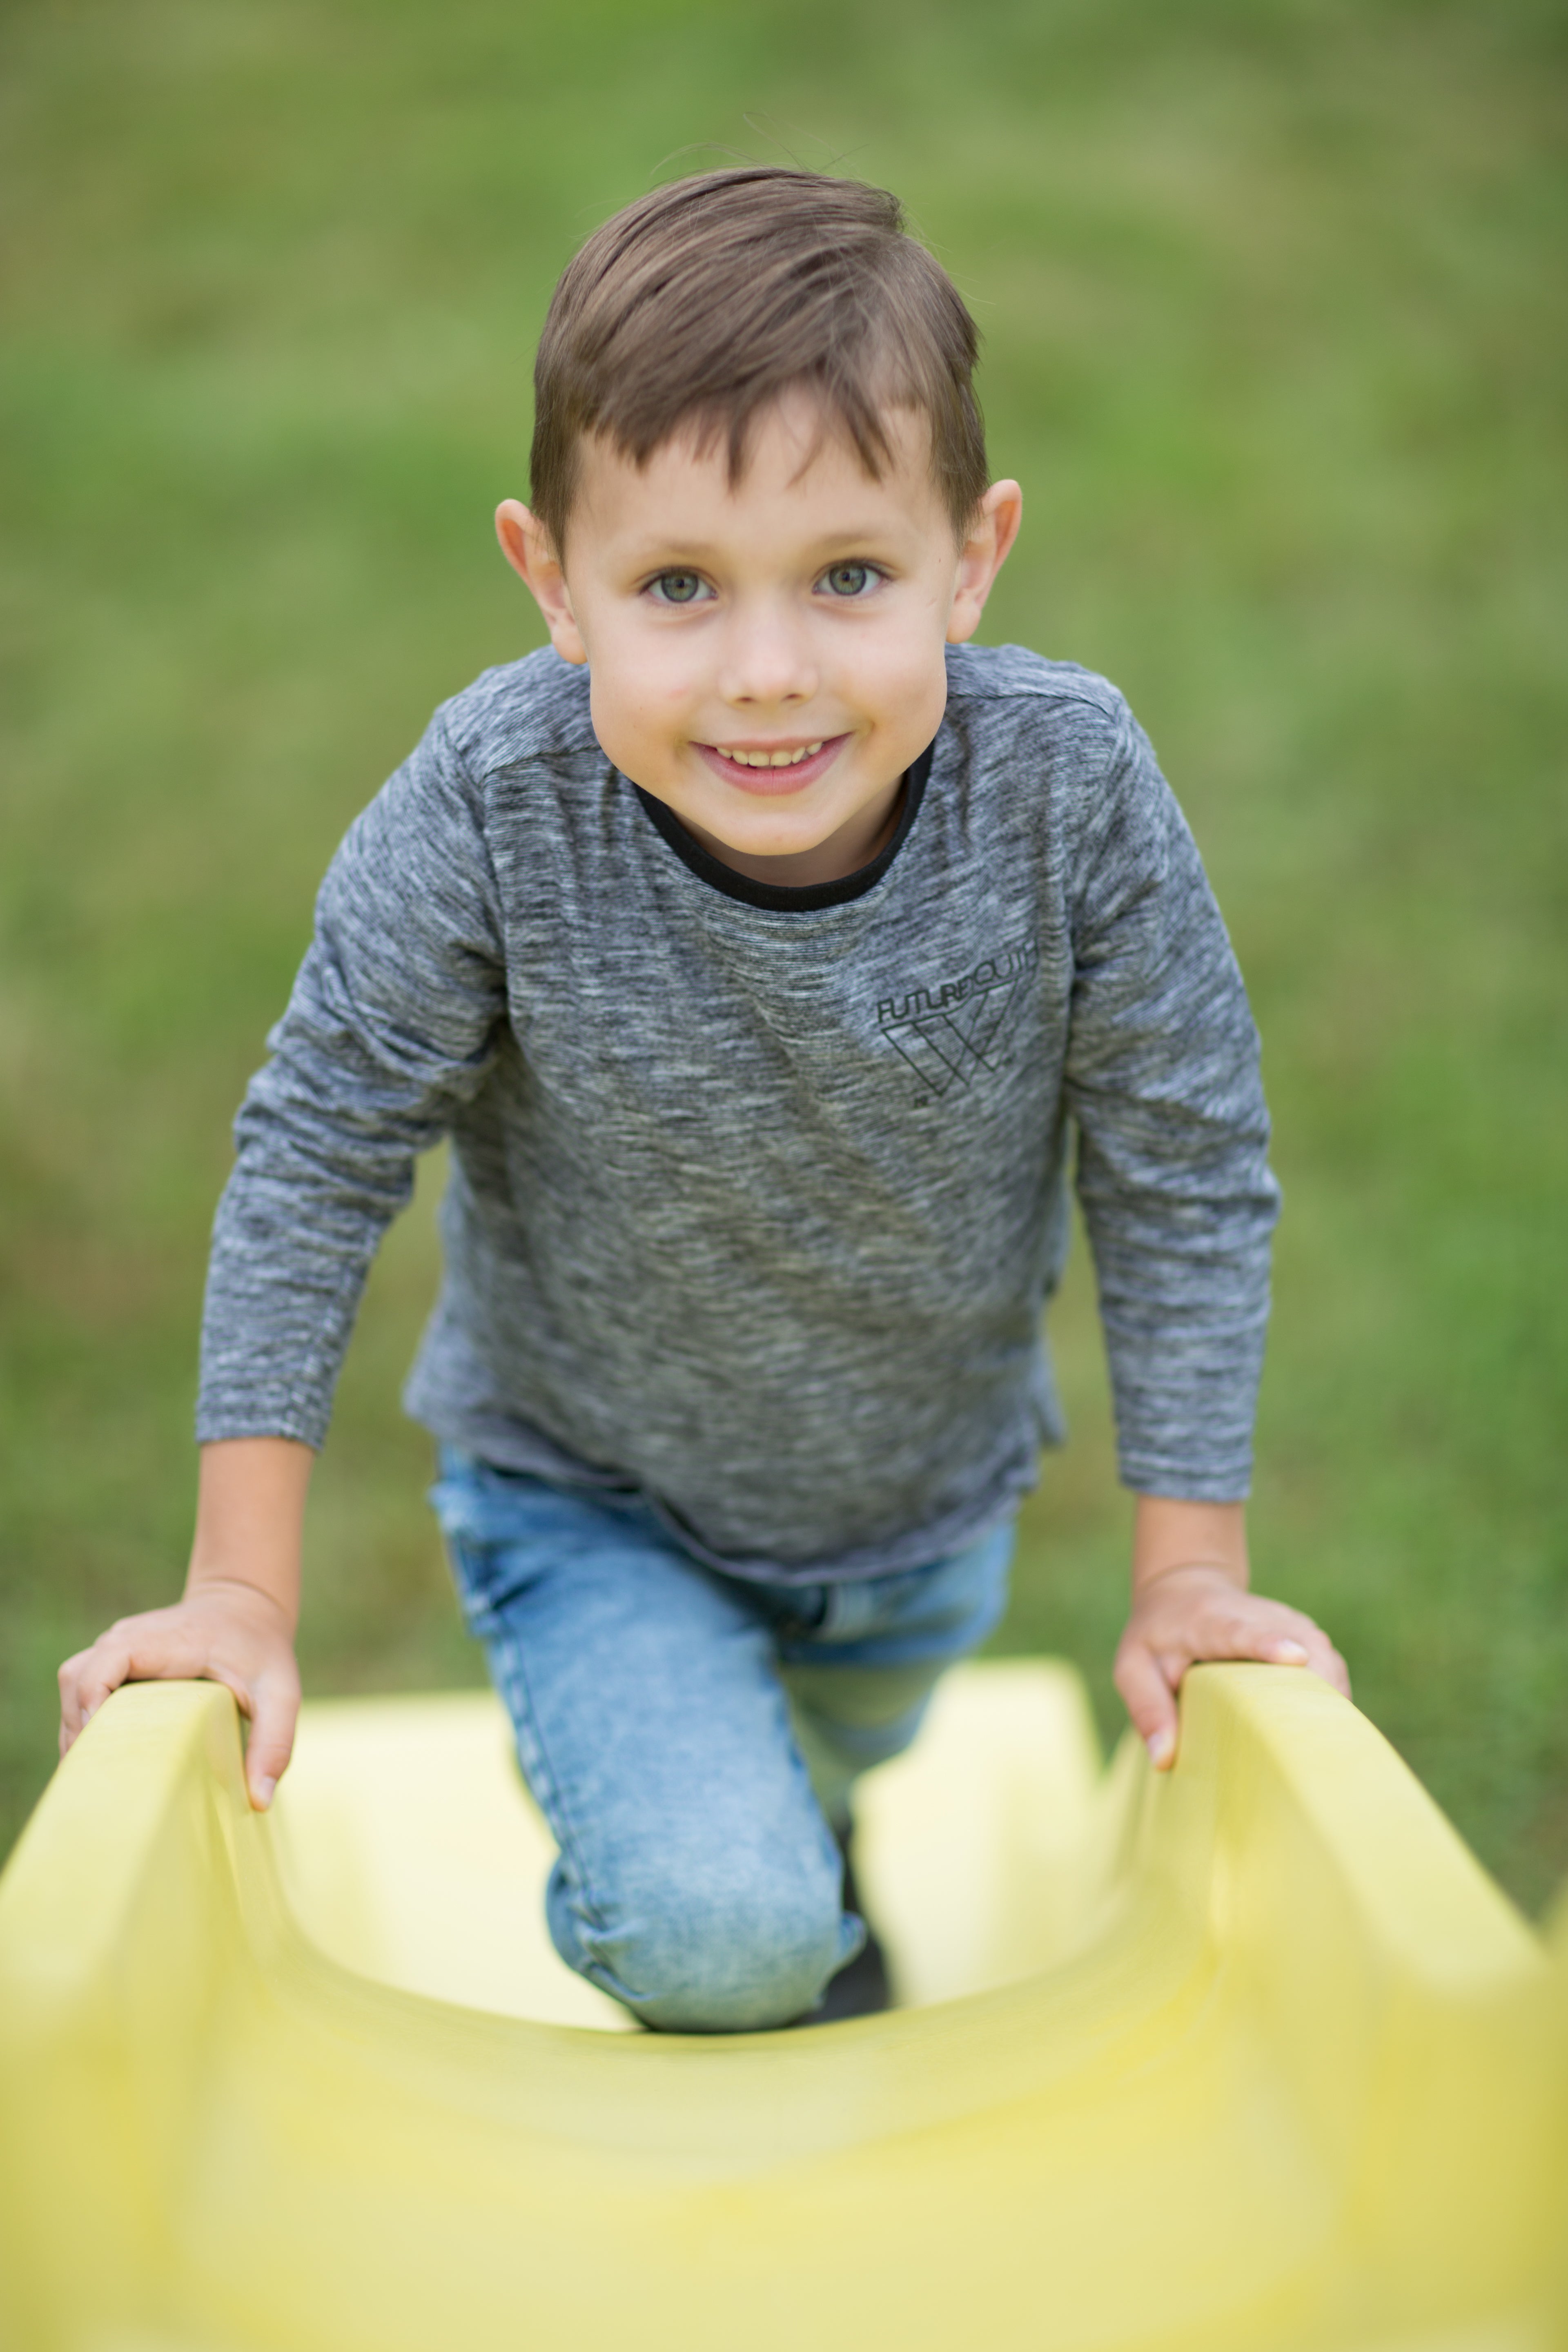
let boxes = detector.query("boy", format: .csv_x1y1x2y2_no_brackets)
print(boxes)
58,169,1347,2031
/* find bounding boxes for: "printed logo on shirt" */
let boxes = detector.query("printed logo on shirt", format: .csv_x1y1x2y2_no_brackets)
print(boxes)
875,940,1038,1098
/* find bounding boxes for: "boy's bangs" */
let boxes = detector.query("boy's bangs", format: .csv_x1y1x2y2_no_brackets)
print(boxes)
635,356,940,501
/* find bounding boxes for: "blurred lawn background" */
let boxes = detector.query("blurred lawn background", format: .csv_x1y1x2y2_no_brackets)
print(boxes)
2,0,1564,1905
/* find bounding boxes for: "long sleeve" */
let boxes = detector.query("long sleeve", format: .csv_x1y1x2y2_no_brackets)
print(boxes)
196,708,507,1447
1062,704,1280,1500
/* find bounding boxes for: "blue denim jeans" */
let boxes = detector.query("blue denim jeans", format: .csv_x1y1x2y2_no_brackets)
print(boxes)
430,1449,1014,2032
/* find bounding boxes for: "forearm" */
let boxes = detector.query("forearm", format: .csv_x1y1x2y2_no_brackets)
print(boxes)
198,1118,410,1453
185,1436,314,1632
1131,1494,1248,1598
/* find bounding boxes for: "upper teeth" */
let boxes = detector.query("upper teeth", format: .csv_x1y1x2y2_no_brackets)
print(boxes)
715,742,825,768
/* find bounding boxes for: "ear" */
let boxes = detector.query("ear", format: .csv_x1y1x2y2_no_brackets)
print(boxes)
944,480,1023,646
495,499,587,665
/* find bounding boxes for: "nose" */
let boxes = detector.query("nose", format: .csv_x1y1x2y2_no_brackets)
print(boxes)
717,595,819,709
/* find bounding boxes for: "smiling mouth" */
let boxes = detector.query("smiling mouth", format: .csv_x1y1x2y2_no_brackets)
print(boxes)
694,735,848,792
713,741,824,768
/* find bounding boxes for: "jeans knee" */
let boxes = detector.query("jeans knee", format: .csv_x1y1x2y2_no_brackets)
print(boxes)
635,1882,852,2033
553,1847,852,2033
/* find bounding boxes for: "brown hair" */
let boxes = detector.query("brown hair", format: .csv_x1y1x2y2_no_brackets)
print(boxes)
529,167,988,552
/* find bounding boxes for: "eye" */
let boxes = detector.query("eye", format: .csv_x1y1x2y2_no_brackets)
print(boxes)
819,561,882,599
647,570,712,605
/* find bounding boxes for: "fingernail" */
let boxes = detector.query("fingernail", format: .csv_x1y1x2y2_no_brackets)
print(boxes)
1146,1729,1175,1769
252,1775,276,1810
1276,1642,1310,1664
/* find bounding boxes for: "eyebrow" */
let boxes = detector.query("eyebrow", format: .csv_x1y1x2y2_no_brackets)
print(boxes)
619,522,914,566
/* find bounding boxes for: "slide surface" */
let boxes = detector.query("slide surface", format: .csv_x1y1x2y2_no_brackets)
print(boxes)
1,1661,1564,2352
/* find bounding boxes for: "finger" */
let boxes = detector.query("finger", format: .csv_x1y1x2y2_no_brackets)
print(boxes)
1268,1605,1341,1666
1304,1630,1351,1699
58,1646,100,1741
1150,1644,1196,1690
58,1641,132,1745
213,1653,304,1811
1189,1599,1314,1670
1244,1604,1349,1696
241,1672,301,1811
1160,1597,1352,1700
58,1651,91,1744
1114,1639,1180,1770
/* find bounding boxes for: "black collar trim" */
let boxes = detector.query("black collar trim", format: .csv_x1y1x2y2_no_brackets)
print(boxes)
630,738,935,912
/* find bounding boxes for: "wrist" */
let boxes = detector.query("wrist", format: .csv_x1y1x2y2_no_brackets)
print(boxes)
182,1571,299,1639
1131,1495,1249,1598
1134,1555,1244,1585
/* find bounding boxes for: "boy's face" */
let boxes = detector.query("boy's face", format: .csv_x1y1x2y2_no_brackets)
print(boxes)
497,396,1021,886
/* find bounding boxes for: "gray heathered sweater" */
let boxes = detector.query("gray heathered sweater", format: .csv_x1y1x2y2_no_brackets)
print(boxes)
197,641,1279,1581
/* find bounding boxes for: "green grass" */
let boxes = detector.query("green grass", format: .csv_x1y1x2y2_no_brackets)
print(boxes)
3,0,1565,1908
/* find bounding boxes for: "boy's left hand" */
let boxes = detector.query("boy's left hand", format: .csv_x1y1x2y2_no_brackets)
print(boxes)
1115,1499,1349,1771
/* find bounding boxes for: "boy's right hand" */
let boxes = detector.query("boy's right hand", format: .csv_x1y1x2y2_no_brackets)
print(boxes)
58,1579,301,1810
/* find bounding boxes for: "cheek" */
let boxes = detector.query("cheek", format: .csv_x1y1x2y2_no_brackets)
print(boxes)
847,619,949,732
604,617,702,711
585,626,672,715
586,635,699,778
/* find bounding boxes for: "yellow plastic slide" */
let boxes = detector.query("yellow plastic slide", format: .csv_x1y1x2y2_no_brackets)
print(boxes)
0,1661,1564,2352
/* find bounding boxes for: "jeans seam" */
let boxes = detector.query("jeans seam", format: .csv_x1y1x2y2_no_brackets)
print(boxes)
491,1618,613,1945
447,1520,611,1949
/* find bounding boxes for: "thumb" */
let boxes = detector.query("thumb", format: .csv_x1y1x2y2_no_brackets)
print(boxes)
1114,1637,1180,1771
243,1671,300,1811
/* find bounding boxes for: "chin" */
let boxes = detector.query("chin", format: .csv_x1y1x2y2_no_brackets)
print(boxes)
722,804,839,848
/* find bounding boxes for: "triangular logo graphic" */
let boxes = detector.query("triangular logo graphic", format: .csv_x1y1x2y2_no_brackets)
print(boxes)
877,946,1036,1098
